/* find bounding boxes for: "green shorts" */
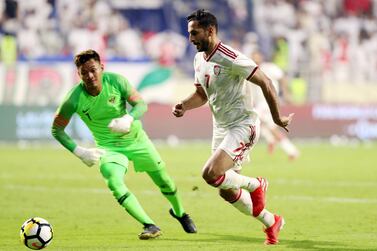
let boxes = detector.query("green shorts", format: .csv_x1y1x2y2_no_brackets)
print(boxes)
99,129,165,172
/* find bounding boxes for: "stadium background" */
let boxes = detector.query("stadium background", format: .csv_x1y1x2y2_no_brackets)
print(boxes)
0,0,376,143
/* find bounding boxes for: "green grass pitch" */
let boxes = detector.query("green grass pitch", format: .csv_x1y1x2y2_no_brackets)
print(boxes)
1,141,377,251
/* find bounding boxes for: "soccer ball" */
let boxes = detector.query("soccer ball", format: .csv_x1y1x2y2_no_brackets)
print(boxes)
20,217,53,250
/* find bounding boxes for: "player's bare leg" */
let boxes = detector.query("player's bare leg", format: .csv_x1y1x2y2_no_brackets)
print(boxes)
202,149,265,216
202,149,260,192
202,150,284,244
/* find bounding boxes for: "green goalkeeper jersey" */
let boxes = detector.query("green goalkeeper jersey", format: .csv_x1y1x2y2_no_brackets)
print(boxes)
52,72,146,151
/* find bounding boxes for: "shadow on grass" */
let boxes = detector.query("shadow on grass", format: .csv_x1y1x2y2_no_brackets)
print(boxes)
163,233,377,251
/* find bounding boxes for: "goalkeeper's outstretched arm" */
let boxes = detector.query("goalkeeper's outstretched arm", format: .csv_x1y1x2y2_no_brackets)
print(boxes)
51,113,77,152
52,101,104,167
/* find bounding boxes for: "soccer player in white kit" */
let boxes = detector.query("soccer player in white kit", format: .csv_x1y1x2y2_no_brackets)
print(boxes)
172,9,293,245
251,50,300,160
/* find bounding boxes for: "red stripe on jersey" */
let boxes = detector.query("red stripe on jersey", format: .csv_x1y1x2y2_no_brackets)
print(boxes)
194,83,201,87
53,114,69,128
218,47,237,59
246,66,259,80
218,44,237,58
128,93,142,103
204,42,221,61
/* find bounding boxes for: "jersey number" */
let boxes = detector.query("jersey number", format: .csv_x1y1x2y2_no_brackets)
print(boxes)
204,74,210,88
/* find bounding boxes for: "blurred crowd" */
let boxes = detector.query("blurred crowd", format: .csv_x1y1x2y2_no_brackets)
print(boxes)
250,0,377,101
0,0,148,60
0,0,376,88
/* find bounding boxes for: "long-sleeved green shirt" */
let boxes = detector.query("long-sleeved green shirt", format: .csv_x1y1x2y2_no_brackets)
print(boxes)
52,72,147,151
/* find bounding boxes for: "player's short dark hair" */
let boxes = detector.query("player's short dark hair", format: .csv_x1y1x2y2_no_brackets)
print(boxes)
74,49,101,67
186,9,218,33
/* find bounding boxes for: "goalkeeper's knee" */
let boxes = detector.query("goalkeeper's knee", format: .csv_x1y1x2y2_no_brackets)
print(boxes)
158,177,176,195
107,177,126,195
150,170,177,195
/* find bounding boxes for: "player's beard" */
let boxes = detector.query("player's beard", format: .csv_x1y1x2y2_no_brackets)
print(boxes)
197,39,210,52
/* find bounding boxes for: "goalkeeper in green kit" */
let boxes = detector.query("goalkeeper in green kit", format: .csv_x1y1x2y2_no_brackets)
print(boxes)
51,49,197,239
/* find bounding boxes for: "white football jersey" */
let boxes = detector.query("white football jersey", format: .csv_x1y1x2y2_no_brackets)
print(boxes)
194,42,259,128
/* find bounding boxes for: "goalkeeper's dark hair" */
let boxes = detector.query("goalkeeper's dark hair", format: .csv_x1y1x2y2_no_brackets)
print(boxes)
186,9,218,33
74,49,101,67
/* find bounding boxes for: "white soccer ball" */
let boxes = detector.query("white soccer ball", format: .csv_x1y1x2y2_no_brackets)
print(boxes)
20,217,53,250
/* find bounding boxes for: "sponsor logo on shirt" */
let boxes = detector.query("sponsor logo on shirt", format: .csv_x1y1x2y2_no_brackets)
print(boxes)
108,96,116,104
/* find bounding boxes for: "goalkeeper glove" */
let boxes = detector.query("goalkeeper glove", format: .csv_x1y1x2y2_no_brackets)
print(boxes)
73,146,105,167
108,114,134,133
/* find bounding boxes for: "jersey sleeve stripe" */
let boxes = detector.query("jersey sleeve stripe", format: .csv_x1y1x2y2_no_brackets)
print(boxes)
194,83,202,87
218,47,237,59
247,66,259,80
218,44,237,58
128,93,142,103
53,114,69,127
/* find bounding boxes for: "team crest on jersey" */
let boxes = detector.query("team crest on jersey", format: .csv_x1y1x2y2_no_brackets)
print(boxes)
213,65,221,76
108,96,116,104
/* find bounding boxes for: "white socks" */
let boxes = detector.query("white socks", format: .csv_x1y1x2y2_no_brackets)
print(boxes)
215,170,260,192
230,189,275,228
231,189,252,215
256,209,275,227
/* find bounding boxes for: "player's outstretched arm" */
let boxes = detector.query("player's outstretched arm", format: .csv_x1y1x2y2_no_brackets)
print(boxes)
52,97,105,166
173,86,207,117
249,68,293,132
52,114,104,167
51,110,77,152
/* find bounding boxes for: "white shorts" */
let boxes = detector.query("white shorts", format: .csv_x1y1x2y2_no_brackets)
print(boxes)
212,119,260,171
